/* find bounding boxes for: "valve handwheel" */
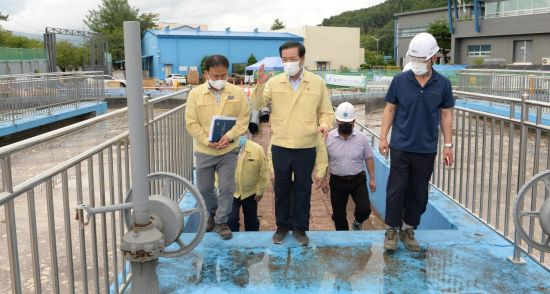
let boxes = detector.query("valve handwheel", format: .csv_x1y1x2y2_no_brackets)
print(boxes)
125,172,207,257
514,170,550,253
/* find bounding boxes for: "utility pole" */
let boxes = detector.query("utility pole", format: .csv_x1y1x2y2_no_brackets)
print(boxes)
369,36,381,54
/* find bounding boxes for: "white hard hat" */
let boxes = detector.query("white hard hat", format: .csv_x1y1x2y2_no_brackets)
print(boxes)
403,62,413,72
406,33,439,60
335,102,355,122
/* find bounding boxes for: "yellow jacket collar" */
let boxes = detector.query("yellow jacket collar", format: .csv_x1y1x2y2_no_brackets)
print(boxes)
281,69,312,84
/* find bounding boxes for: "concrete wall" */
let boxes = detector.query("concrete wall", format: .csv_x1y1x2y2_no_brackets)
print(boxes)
0,59,48,75
397,10,448,28
452,13,550,64
455,34,550,65
396,8,550,66
395,10,449,67
281,26,365,70
453,13,550,38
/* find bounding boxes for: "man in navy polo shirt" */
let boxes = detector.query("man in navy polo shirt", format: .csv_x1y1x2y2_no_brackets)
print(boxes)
379,33,454,252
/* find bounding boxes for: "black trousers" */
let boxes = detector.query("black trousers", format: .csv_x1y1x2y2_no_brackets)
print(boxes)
329,171,371,231
228,195,259,231
271,145,316,231
385,148,436,228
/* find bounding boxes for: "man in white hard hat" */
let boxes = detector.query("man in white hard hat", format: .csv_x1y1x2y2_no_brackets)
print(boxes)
379,33,454,251
322,102,376,231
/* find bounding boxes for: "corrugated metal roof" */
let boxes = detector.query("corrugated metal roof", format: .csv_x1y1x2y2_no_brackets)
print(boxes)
146,29,303,40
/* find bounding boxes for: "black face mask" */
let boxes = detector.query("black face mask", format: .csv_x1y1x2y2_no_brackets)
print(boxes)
338,123,353,135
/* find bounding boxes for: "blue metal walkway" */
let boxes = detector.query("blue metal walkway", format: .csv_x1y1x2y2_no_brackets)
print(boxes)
0,102,107,137
155,154,550,293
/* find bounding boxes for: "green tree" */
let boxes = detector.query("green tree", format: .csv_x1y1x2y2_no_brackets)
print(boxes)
247,54,257,66
0,12,8,21
271,18,285,30
364,50,384,66
84,0,159,62
0,33,42,48
56,41,85,71
234,64,246,75
427,19,451,63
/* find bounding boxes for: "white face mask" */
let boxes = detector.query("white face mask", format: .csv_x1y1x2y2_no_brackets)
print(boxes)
283,61,302,76
411,61,429,76
208,78,226,90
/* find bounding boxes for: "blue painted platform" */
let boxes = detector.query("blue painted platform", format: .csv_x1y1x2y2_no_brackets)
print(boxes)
0,102,107,137
152,151,550,293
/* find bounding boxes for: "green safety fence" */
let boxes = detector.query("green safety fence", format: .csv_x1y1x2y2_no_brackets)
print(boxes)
0,47,46,61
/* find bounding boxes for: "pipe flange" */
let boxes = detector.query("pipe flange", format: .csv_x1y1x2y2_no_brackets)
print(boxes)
121,223,164,263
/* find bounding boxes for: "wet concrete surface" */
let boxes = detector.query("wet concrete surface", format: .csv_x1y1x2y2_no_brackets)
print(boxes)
157,230,550,293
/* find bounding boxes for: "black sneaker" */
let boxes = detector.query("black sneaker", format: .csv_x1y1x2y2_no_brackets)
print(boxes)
206,213,215,232
272,227,288,244
215,223,233,240
293,229,309,246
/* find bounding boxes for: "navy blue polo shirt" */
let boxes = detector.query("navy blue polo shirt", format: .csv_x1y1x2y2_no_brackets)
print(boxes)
384,69,454,153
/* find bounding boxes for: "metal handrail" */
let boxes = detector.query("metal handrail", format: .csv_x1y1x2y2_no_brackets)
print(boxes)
0,132,129,205
347,89,550,269
0,87,193,293
0,71,104,79
461,69,550,75
0,88,189,157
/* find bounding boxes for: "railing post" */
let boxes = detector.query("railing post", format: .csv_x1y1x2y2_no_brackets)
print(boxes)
1,156,22,293
510,91,529,264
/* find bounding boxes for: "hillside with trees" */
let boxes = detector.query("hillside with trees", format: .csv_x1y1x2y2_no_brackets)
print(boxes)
321,0,452,65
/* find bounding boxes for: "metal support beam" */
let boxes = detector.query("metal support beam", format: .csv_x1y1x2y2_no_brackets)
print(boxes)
474,0,480,33
45,27,98,38
44,33,57,72
454,0,459,20
447,0,455,34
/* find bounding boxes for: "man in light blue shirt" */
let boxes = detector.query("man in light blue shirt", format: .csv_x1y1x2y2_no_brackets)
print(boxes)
323,102,376,231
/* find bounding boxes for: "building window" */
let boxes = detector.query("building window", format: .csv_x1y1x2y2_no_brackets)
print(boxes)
467,45,492,57
485,0,550,18
398,27,426,38
316,61,329,71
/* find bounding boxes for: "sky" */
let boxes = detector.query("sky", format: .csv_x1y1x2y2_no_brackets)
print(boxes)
0,0,384,35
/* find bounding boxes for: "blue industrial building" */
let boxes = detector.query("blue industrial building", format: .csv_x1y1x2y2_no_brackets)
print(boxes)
141,28,303,80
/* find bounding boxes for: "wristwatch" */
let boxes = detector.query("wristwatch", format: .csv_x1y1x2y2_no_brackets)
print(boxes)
444,143,454,148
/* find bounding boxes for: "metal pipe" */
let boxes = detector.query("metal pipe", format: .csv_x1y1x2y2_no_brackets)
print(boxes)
123,21,150,226
2,156,22,293
62,171,76,294
98,151,110,292
46,178,60,293
26,190,42,293
75,163,89,294
87,157,100,294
